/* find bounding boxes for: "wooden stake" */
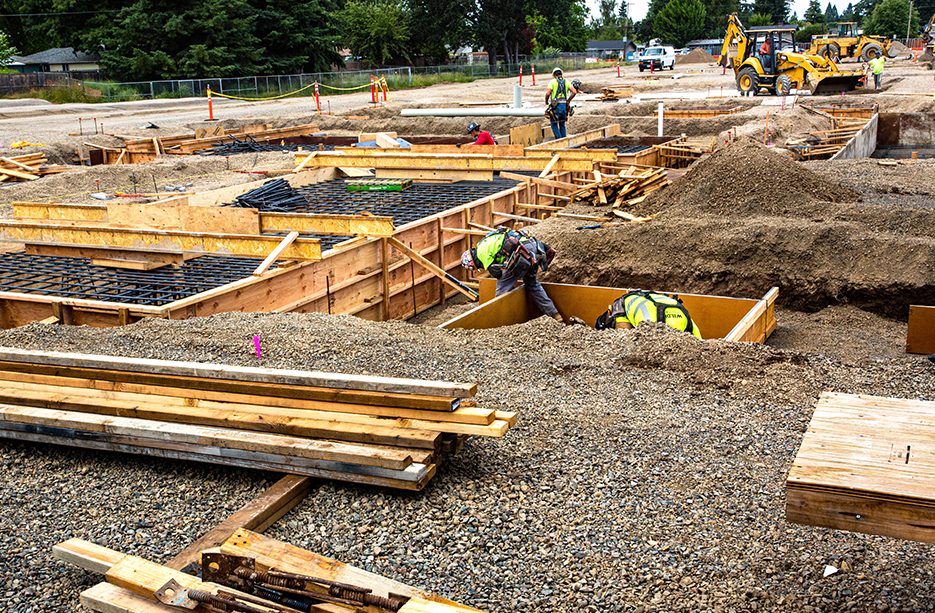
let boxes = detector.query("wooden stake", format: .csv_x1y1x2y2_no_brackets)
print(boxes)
252,231,300,276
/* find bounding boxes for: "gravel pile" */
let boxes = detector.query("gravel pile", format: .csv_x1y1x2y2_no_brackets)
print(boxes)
0,312,933,612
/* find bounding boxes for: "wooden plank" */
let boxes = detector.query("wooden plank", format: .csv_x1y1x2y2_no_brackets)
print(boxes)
0,404,415,469
0,348,477,397
259,212,395,237
90,258,170,271
0,166,38,181
388,238,478,301
23,242,187,266
166,475,313,569
81,582,176,613
293,151,595,173
538,154,561,178
13,202,107,222
0,426,434,490
54,538,127,575
724,287,779,343
221,529,481,611
0,222,322,261
509,122,543,147
375,168,494,182
375,132,402,148
253,231,299,276
907,305,935,354
107,202,262,235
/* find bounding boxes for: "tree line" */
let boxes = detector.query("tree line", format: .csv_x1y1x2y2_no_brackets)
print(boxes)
1,0,932,80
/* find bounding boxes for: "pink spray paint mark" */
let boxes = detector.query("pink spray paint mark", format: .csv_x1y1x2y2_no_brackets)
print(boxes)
253,335,262,359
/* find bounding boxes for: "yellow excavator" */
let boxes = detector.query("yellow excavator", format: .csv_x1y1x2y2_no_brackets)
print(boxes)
720,14,865,95
923,14,935,60
806,22,893,61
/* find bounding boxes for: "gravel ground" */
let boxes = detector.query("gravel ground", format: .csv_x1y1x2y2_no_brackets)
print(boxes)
0,312,933,612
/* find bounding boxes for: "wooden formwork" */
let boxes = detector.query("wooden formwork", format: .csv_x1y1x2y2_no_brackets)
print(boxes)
907,305,935,355
441,281,778,343
0,173,556,329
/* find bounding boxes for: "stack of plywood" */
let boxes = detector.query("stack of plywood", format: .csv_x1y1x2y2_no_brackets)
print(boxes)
0,153,69,182
0,348,516,491
599,86,633,101
56,530,482,612
569,166,669,208
786,391,935,544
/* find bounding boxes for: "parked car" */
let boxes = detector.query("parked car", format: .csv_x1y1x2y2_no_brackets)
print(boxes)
638,46,676,71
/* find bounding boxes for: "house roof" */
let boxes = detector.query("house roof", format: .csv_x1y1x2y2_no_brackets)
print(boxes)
687,39,723,46
13,47,99,65
586,40,635,50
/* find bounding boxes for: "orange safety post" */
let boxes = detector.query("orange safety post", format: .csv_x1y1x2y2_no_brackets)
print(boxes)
206,86,215,121
380,76,389,102
314,83,321,114
531,64,536,85
617,64,621,77
370,76,377,103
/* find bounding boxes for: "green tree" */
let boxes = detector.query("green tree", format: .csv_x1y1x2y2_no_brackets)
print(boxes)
410,0,473,63
0,29,16,66
703,0,740,37
862,0,920,35
526,0,589,51
853,0,879,23
795,21,827,41
638,0,668,39
824,2,839,21
0,0,123,55
79,0,263,80
748,11,774,24
841,2,856,20
475,0,526,64
591,0,622,39
804,0,824,22
753,0,788,22
339,0,411,67
252,0,342,73
654,0,706,45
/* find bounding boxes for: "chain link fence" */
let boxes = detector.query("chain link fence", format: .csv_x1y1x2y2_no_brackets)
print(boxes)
74,56,604,101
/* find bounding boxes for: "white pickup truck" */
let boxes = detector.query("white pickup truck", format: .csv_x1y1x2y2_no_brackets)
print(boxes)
638,46,676,71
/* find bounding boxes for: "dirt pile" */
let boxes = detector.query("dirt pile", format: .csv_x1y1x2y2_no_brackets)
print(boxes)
887,40,911,56
646,137,859,217
676,48,716,65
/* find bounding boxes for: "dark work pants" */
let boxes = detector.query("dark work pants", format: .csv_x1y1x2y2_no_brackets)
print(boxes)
495,258,558,317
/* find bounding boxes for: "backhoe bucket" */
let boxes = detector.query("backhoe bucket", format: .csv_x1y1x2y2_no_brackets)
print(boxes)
809,73,863,95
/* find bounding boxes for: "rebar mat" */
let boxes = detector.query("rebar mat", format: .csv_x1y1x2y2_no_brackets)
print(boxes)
0,254,265,306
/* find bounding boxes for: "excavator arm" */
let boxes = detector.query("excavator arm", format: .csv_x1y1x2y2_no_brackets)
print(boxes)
923,14,935,43
720,13,749,75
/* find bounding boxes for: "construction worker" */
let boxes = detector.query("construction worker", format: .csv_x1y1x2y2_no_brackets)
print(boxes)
594,290,702,339
545,68,578,139
759,37,772,72
869,54,885,89
464,122,496,146
460,227,561,321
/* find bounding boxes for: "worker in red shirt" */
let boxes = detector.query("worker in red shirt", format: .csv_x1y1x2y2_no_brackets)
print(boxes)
464,122,497,146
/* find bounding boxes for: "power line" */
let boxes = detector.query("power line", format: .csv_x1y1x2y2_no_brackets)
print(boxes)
0,10,119,18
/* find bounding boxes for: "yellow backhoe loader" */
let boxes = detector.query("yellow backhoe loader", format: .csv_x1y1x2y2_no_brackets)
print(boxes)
721,14,865,95
923,14,935,59
807,22,894,61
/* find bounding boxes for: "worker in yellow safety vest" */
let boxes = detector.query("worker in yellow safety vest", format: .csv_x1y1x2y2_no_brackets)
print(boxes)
869,55,885,89
594,290,702,339
544,68,579,140
461,227,561,321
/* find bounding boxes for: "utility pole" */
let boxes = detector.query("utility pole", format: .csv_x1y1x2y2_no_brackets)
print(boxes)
907,0,913,42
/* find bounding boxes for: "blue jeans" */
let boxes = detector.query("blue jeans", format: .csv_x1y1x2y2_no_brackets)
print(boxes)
549,103,568,139
495,257,558,317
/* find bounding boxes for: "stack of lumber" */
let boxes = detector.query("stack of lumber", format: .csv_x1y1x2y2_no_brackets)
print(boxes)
56,529,482,612
599,86,633,101
569,166,668,208
653,138,715,169
0,153,70,182
786,120,869,160
786,392,935,544
0,348,516,491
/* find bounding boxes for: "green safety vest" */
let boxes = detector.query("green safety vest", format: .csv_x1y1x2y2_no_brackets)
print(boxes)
597,291,702,339
549,78,569,102
870,57,885,74
474,232,508,269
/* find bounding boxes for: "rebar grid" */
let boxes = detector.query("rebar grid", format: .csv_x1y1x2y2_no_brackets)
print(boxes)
0,254,265,306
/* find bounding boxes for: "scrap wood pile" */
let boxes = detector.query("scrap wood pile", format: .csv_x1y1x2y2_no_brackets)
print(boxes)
599,86,634,101
654,138,715,169
0,348,516,491
786,120,869,160
569,165,669,210
56,529,481,612
0,153,69,182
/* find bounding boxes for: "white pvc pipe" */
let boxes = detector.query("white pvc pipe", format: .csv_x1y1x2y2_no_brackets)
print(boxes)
401,108,546,117
657,101,664,136
513,85,523,109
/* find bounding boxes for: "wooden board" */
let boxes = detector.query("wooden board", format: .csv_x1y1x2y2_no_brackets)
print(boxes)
786,392,935,544
0,348,477,397
509,122,544,147
107,202,261,235
292,151,596,173
906,305,935,355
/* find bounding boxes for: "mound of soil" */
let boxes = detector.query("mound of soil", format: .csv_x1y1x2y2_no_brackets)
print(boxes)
676,48,716,65
646,138,859,217
887,40,911,56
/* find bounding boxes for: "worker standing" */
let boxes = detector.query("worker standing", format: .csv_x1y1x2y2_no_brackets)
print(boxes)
545,68,578,139
869,55,885,89
460,227,561,321
464,122,496,146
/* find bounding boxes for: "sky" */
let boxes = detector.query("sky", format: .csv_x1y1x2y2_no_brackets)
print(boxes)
584,0,856,23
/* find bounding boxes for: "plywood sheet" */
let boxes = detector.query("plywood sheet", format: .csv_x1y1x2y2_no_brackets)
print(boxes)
907,305,935,355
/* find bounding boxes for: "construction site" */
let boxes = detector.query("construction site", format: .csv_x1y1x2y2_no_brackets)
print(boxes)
0,44,933,612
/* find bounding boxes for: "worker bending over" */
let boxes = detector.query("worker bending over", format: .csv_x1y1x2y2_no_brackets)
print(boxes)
465,122,496,145
545,68,579,139
595,290,702,338
461,227,561,321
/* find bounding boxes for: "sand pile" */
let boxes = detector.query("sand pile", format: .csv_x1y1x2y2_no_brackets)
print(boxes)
646,138,859,217
887,40,911,57
676,48,716,65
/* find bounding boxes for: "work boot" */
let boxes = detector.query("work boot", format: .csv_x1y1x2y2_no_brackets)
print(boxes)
552,313,564,323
